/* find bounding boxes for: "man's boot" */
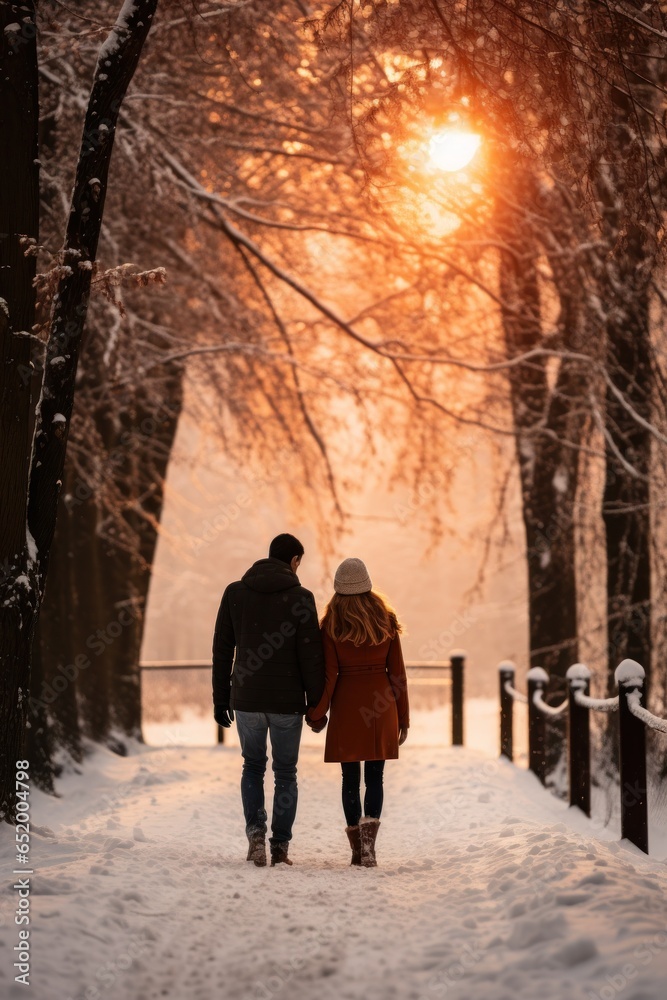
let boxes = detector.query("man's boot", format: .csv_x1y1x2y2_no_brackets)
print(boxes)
345,825,362,866
359,817,380,867
246,830,267,867
270,841,293,866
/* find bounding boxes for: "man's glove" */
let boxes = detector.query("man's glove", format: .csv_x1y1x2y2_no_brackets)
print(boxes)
307,714,327,734
214,705,234,728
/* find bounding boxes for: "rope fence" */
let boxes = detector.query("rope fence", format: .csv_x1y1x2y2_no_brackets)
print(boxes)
573,691,619,713
626,692,667,735
503,680,528,704
499,657,667,855
532,690,568,717
141,652,667,854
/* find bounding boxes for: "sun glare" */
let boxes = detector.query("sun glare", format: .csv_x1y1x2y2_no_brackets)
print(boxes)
428,130,481,172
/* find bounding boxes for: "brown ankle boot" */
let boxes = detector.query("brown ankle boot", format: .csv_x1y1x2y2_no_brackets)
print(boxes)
246,830,267,867
345,825,362,866
359,817,380,867
270,841,293,866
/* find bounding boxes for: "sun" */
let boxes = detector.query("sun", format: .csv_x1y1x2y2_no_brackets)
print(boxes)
428,130,481,172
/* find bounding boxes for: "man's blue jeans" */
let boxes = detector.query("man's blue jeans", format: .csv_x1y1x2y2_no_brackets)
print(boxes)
235,711,303,846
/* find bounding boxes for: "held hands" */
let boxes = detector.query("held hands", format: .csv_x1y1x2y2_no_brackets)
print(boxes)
398,726,409,746
307,714,327,734
214,705,234,728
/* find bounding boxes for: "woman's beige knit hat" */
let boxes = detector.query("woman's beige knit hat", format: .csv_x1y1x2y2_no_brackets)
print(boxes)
334,557,372,595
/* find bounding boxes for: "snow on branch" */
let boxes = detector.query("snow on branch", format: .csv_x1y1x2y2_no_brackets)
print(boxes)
163,150,607,375
602,372,667,448
588,391,649,481
96,1,146,63
126,342,356,395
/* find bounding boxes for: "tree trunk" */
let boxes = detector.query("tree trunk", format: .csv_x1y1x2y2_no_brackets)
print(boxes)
26,496,83,792
592,4,658,699
27,0,160,573
500,243,581,679
107,386,184,738
1,0,159,822
0,1,40,822
498,188,588,782
33,383,183,763
602,238,652,694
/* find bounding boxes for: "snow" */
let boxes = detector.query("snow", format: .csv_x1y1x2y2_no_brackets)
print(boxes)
574,690,619,713
96,1,140,63
2,705,667,1000
526,666,549,684
25,528,37,564
626,691,667,735
552,467,569,494
51,413,66,424
518,437,535,463
615,658,645,686
533,689,569,717
566,663,591,684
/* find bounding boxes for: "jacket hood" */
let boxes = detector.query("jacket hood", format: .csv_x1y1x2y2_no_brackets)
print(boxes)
242,557,300,594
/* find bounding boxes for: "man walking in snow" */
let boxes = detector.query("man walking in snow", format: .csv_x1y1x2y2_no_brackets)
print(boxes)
212,533,325,867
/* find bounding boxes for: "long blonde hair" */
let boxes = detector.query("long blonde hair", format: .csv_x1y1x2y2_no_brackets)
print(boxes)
321,590,402,646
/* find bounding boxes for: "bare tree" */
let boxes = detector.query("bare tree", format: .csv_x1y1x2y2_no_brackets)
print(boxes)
0,0,159,822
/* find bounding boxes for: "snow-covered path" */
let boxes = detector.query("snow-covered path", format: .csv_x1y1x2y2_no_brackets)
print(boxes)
3,737,667,1000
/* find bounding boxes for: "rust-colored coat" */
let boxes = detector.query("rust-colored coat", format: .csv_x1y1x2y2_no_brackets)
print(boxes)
308,629,410,763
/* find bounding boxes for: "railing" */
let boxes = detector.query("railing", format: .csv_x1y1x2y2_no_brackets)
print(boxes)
499,658,667,854
139,650,467,748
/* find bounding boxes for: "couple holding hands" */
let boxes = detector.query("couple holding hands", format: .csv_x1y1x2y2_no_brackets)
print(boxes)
212,533,410,868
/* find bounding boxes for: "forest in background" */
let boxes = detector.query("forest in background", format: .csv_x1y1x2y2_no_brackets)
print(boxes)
1,0,667,820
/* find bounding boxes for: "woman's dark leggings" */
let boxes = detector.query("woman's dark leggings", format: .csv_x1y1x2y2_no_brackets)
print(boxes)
341,760,385,827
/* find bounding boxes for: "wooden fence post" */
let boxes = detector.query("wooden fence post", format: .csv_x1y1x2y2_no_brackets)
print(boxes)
566,663,591,816
450,650,465,747
498,660,516,761
615,659,648,854
527,667,549,784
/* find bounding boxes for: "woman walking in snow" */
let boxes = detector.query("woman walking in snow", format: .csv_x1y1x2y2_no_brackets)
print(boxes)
306,558,410,867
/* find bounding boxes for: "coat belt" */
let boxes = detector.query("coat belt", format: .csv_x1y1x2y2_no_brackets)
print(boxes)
339,664,388,675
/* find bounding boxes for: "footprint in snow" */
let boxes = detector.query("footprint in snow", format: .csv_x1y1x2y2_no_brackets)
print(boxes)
120,890,146,904
555,892,591,906
578,871,607,886
553,937,598,966
31,876,74,895
103,837,134,852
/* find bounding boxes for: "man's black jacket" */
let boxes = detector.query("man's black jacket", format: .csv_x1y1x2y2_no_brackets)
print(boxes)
212,557,325,714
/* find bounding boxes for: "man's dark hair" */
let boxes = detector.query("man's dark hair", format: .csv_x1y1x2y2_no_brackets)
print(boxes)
269,533,304,565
